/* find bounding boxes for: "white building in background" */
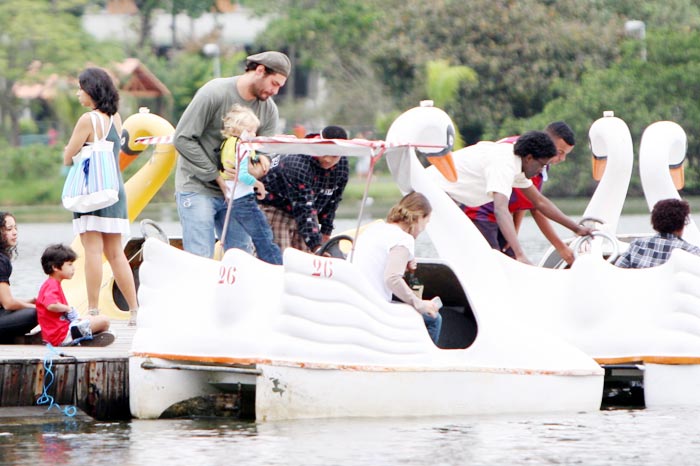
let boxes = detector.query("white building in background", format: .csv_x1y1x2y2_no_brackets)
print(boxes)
81,6,267,48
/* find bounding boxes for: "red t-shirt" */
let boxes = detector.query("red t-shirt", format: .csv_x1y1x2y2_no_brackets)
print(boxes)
509,174,544,212
36,277,70,346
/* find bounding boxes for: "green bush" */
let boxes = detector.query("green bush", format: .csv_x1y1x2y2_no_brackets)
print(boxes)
0,144,64,206
19,118,39,135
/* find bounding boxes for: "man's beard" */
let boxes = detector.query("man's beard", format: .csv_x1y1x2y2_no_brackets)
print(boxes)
252,81,270,101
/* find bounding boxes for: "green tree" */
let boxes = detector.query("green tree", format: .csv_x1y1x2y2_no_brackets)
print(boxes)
425,60,477,148
170,0,218,48
247,0,622,141
140,49,248,122
249,0,389,132
374,0,620,144
504,27,700,197
0,0,96,145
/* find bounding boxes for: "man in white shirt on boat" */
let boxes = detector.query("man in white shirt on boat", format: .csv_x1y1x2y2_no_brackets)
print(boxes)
462,122,577,265
429,130,591,265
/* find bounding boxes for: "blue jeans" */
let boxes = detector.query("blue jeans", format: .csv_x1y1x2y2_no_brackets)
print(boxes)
176,191,252,258
232,194,282,265
423,312,442,344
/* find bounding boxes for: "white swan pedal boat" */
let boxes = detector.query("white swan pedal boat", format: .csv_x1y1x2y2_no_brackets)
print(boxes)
128,104,604,421
533,112,700,408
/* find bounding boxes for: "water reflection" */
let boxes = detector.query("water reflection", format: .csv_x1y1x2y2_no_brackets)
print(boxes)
2,408,700,465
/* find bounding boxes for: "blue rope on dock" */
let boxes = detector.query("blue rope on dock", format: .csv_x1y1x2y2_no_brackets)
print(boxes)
36,344,78,417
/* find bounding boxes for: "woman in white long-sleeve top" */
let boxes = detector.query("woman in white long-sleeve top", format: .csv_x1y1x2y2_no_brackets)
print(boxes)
352,192,442,343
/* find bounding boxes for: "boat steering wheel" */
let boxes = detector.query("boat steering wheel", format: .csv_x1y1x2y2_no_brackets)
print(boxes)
315,234,354,259
140,219,170,245
578,216,606,228
570,230,619,263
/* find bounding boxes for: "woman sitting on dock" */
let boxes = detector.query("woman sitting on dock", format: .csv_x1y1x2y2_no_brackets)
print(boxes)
0,212,38,344
352,192,442,344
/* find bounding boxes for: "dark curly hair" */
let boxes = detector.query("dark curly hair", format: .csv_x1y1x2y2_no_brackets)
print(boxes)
0,212,17,260
78,67,119,115
651,198,691,234
41,244,78,275
513,131,556,160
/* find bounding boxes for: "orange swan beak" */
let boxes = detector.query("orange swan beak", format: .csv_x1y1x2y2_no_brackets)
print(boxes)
427,152,458,182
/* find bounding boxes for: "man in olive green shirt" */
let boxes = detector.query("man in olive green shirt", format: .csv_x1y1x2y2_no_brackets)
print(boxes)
174,51,290,258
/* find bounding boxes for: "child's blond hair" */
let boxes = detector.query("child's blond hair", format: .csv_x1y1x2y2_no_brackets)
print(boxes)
221,104,260,138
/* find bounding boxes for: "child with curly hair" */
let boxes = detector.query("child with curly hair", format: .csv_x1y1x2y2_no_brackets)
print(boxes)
615,198,700,268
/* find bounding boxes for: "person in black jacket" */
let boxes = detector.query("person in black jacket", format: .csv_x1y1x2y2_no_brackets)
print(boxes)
259,126,350,254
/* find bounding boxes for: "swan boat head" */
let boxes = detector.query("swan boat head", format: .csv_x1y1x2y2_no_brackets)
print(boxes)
384,100,458,191
581,111,634,235
120,108,177,222
639,120,700,245
538,111,633,268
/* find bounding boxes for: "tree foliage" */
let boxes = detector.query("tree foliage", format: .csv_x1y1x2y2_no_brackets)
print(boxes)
372,0,620,143
243,0,700,198
0,0,97,144
248,0,391,132
502,27,700,197
6,0,700,203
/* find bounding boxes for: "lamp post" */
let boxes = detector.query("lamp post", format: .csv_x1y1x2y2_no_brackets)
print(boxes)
202,43,221,78
624,20,647,62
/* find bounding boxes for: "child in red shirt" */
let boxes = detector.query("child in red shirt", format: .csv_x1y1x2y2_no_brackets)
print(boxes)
36,244,113,346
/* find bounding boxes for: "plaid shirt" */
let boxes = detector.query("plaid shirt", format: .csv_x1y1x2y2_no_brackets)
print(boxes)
615,233,700,268
260,154,349,250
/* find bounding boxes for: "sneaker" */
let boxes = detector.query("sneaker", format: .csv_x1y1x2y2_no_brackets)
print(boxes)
70,320,92,340
79,331,116,347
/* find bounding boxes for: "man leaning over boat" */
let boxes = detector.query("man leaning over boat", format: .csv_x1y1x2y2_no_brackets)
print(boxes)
429,130,591,265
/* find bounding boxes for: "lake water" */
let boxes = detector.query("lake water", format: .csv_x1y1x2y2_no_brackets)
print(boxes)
2,407,700,465
4,213,700,465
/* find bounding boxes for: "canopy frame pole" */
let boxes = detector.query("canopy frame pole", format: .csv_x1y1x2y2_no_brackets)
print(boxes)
349,147,386,263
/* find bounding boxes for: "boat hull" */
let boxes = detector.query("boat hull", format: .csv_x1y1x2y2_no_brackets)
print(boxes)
644,364,700,408
255,363,602,421
130,356,603,420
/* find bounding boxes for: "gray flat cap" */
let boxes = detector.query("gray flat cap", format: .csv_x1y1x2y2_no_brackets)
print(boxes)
246,51,291,77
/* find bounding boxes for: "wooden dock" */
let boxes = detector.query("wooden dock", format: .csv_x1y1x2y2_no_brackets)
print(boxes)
0,320,135,421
